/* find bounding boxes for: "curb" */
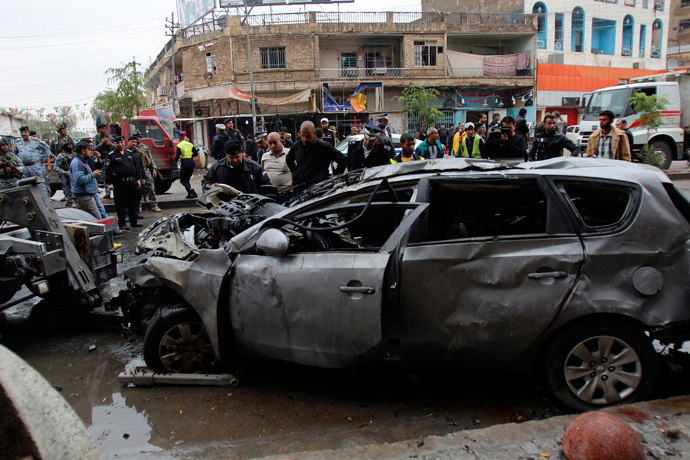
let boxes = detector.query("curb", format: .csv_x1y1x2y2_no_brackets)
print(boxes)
665,171,690,181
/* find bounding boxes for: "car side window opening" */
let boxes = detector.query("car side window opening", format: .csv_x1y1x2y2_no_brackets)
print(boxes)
423,181,548,242
557,181,633,230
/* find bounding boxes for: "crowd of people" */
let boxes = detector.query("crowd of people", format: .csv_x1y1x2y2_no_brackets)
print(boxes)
0,108,634,230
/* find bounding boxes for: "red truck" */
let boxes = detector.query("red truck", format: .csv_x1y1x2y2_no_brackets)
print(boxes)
106,115,180,194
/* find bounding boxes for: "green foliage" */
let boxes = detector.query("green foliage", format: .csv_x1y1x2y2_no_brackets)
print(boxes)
94,61,148,122
627,92,669,167
394,84,444,133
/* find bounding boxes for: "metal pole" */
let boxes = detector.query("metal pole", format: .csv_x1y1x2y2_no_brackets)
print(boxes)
171,12,176,111
244,0,257,134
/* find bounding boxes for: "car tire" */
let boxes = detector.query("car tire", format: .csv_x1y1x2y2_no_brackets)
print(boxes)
651,140,673,170
143,304,219,374
543,320,658,412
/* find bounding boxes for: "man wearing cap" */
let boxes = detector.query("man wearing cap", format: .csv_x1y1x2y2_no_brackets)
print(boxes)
320,118,337,147
54,138,77,207
415,127,445,160
262,132,292,201
211,124,231,160
0,138,24,190
286,121,347,193
51,122,74,172
202,138,271,193
347,123,393,171
280,127,293,148
457,122,485,158
175,131,198,198
378,114,392,137
14,126,51,195
94,124,113,200
224,118,245,150
246,129,269,163
134,133,161,212
70,141,103,219
106,136,142,229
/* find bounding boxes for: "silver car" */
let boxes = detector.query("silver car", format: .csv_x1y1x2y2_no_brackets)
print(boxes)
125,157,690,411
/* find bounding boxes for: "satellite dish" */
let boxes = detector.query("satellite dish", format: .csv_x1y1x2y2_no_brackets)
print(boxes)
668,59,679,71
194,108,204,117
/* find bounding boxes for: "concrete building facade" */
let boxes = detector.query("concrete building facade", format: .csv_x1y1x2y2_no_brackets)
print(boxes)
145,11,538,147
667,0,690,67
423,0,670,126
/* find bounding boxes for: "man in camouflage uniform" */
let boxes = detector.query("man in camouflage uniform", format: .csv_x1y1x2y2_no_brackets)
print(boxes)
0,138,23,190
51,123,73,173
133,132,161,212
94,124,113,201
14,126,50,195
54,139,76,207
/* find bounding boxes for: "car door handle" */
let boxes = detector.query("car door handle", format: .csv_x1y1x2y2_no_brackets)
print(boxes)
339,286,376,294
528,271,569,280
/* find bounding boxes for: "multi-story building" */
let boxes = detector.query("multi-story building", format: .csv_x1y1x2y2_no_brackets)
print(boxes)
423,0,670,126
145,11,537,147
667,0,690,66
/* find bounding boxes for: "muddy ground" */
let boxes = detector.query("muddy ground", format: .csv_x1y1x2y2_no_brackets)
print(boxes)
3,189,690,459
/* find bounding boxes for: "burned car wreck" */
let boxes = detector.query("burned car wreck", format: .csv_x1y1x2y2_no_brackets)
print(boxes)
124,157,690,411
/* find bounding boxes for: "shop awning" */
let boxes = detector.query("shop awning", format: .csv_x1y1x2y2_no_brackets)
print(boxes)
190,86,311,105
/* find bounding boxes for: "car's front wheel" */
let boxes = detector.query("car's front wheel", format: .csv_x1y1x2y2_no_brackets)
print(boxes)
143,304,218,374
543,320,658,412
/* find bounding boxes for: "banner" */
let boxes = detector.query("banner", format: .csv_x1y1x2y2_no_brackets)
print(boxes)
190,86,311,106
156,104,177,120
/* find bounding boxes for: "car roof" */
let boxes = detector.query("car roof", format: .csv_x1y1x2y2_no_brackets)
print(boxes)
359,157,671,186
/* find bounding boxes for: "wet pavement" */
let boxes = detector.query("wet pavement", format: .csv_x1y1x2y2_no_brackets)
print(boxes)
3,168,690,459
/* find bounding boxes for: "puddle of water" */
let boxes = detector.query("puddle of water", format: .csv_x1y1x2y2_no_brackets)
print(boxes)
88,392,162,459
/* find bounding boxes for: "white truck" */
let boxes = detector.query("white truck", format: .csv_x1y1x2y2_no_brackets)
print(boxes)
578,70,688,169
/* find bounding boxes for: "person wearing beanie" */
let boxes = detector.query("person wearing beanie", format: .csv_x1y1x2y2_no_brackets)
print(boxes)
70,142,102,219
202,138,271,193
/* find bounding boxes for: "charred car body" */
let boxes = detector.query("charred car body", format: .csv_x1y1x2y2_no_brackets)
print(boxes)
125,157,690,411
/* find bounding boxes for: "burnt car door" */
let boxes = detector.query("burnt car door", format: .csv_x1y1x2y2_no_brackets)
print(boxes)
395,176,584,368
229,198,428,368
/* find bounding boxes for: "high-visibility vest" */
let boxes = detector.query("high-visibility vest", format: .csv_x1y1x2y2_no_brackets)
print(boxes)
178,140,194,159
460,135,482,158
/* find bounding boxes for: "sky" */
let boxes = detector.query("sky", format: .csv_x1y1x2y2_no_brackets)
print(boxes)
1,0,421,130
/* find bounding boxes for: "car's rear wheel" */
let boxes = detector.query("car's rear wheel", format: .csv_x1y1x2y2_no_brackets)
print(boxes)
143,304,218,374
543,320,658,412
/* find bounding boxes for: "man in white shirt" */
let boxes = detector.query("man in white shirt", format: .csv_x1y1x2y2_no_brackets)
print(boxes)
261,132,292,203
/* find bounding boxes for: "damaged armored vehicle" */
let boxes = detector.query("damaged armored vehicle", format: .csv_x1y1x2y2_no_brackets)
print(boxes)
124,157,690,411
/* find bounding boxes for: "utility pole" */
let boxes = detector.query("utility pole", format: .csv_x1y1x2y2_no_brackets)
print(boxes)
244,0,257,134
165,13,179,112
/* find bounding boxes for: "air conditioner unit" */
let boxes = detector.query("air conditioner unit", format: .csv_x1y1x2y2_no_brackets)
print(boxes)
194,108,208,118
158,86,167,96
654,3,663,10
633,62,645,69
547,53,565,64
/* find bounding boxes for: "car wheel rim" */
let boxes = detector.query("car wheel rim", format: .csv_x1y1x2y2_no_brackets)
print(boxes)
158,321,216,373
563,335,642,405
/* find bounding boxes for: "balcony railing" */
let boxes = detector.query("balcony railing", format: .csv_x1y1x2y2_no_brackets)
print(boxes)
318,67,535,79
244,12,534,27
639,47,646,57
622,46,633,56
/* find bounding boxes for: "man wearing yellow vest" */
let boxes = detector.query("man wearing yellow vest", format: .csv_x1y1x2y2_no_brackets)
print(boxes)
457,123,484,158
175,131,198,199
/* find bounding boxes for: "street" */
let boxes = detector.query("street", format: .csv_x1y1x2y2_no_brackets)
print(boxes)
2,168,690,459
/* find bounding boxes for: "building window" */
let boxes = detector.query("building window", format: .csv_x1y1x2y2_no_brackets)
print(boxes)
592,18,616,55
681,20,690,29
639,24,647,57
654,0,664,10
414,41,437,66
683,0,690,7
341,52,357,77
205,51,216,76
624,0,635,5
554,13,564,51
652,19,663,58
260,47,286,69
533,2,547,49
622,15,634,56
572,7,585,53
642,0,648,8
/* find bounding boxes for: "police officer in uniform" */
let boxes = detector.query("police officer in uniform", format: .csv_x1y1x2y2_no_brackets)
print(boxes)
51,122,74,173
105,136,142,230
346,124,393,171
54,139,76,207
176,131,198,198
320,118,337,146
15,126,51,195
0,138,23,190
133,132,161,212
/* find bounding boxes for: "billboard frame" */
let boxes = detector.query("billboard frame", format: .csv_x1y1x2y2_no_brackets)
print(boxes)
177,0,217,30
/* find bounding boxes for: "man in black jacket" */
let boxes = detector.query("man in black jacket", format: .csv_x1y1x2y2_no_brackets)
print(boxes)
481,125,526,160
286,121,347,192
528,114,580,161
210,124,231,160
347,124,394,171
202,138,271,193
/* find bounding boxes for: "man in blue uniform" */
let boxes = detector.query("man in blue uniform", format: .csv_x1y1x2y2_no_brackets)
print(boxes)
14,126,50,195
346,123,393,171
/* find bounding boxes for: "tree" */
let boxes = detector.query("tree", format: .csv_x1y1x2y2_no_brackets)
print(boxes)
93,61,147,122
394,84,444,135
628,92,669,168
